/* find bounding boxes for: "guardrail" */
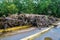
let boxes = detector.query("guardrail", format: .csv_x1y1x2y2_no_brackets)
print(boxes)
21,26,54,40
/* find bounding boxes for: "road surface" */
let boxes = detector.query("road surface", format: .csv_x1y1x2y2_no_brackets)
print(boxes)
35,25,60,40
0,26,60,40
0,28,46,40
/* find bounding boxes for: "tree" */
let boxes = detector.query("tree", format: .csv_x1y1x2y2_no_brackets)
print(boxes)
34,0,51,14
7,4,18,14
0,0,18,16
0,1,8,16
46,0,60,17
0,0,60,17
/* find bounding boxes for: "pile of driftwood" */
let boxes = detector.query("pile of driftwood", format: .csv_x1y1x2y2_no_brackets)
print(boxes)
0,14,58,29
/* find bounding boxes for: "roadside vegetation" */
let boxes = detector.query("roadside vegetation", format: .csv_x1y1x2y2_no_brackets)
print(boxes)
0,0,60,17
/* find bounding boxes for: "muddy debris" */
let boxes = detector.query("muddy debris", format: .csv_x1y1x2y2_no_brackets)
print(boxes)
0,14,59,29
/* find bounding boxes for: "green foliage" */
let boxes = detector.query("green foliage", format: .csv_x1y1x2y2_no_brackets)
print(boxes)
7,4,18,14
47,0,60,17
0,1,8,16
33,0,51,14
0,0,60,17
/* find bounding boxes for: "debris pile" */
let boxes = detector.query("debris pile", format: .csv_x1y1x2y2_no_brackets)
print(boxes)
0,14,58,29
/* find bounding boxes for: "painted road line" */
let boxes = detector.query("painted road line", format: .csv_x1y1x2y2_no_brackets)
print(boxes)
21,26,54,40
0,25,30,33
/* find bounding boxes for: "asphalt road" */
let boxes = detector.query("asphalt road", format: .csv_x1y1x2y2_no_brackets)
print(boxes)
35,25,60,40
0,26,60,40
0,28,46,40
